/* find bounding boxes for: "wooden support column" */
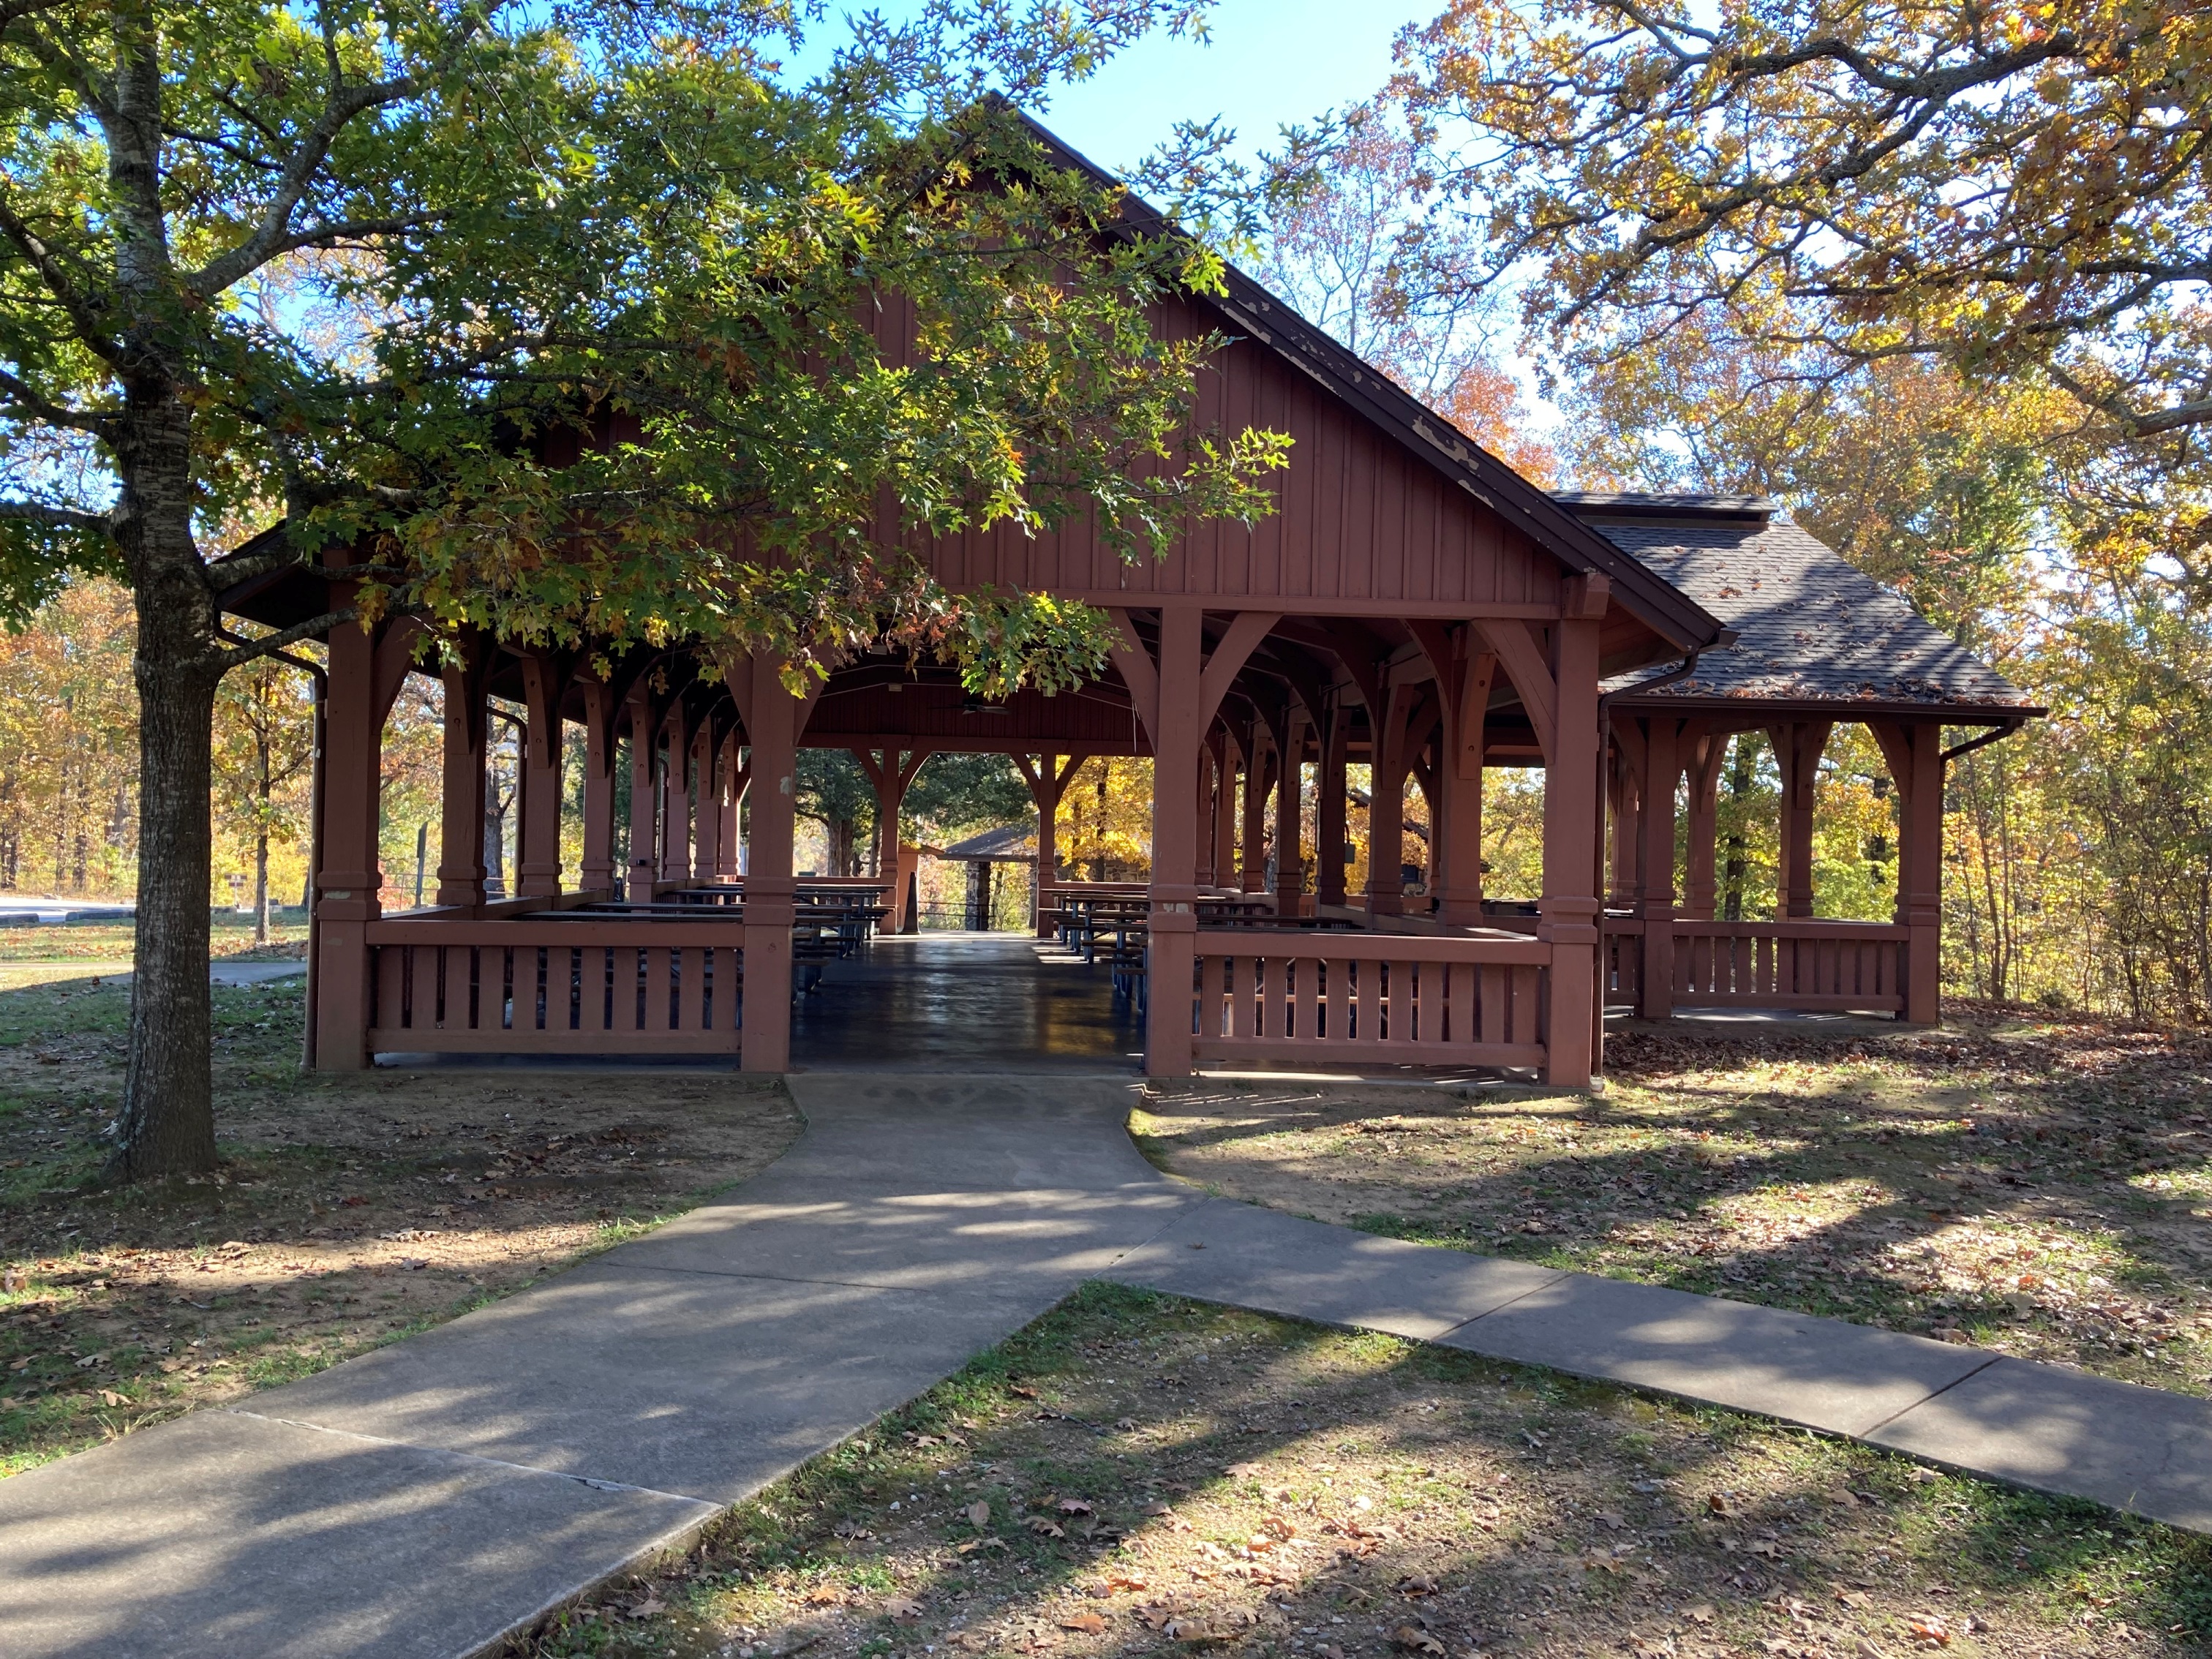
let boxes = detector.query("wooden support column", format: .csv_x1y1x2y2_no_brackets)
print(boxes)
718,731,747,879
1240,723,1271,893
435,633,491,908
624,686,658,899
731,651,815,1070
314,606,385,1069
1365,683,1426,917
1317,700,1349,908
691,718,720,881
1636,715,1682,1019
514,655,565,898
658,699,696,884
1681,723,1721,920
1607,740,1641,906
1273,712,1305,915
1873,718,1944,1025
1015,753,1081,938
578,677,616,894
1531,576,1608,1088
1193,737,1219,889
1211,730,1241,889
854,748,929,918
1436,645,1494,926
1142,608,1203,1075
1772,721,1833,919
1110,605,1277,1075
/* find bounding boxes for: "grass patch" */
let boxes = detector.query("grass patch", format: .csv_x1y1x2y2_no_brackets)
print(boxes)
1133,1007,2212,1396
519,1284,2212,1658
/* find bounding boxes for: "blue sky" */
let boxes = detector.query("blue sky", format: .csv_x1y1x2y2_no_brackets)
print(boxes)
783,1,1431,176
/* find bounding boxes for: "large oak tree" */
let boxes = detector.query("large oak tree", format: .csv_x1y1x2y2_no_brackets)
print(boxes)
1,0,1287,1179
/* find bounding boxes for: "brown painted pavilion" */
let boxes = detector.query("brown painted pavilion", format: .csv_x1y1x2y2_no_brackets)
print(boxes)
219,135,2037,1088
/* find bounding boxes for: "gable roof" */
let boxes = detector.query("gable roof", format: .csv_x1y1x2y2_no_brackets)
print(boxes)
1012,114,1728,656
1557,497,2039,718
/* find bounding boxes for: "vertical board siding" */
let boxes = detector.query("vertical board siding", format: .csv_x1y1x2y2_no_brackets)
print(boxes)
863,293,1560,610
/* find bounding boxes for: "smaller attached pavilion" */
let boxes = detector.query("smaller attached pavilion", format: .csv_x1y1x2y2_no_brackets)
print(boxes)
1567,493,2042,1026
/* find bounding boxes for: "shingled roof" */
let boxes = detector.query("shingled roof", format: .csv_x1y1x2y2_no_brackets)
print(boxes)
1557,497,2039,718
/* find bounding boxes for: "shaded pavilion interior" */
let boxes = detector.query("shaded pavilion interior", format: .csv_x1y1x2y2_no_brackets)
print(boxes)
220,126,2038,1085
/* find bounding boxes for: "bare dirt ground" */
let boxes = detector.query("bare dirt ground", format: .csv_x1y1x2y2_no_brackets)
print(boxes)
522,1284,2212,1659
1129,1007,2212,1398
0,969,800,1475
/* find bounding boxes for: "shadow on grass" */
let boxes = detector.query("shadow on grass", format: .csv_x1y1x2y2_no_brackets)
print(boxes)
529,1282,2212,1659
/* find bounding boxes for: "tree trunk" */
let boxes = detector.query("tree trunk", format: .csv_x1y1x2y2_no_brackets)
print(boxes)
113,633,221,1177
108,387,224,1181
254,728,272,944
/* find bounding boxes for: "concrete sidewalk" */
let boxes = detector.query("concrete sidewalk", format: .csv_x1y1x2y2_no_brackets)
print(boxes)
1,1072,2208,1658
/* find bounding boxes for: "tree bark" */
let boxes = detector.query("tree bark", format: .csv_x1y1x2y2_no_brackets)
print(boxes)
108,380,225,1179
116,668,219,1173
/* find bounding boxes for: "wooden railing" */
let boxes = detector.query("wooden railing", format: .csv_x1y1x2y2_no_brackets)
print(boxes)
364,918,746,1056
1190,929,1549,1068
1606,917,1907,1015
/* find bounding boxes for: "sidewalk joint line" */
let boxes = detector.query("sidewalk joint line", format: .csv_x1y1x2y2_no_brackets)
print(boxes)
1427,1268,1571,1344
1856,1354,2006,1438
223,1410,720,1508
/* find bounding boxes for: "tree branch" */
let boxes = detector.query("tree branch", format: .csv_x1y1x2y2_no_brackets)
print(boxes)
0,500,109,533
218,607,357,668
0,366,113,434
0,191,119,361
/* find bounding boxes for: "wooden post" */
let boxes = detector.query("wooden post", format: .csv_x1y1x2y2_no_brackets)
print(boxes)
1365,684,1417,917
739,652,805,1071
1607,741,1641,906
624,686,658,899
691,718,720,881
1317,700,1349,908
659,699,695,884
1437,649,1493,927
1193,740,1219,889
1681,723,1720,921
1240,724,1271,893
1772,720,1833,919
578,677,616,893
314,606,384,1069
1637,715,1681,1019
718,731,747,879
1274,712,1305,915
1016,753,1080,938
1539,579,1607,1088
434,633,489,908
515,654,564,898
1873,718,1944,1025
1211,731,1240,889
1144,607,1204,1075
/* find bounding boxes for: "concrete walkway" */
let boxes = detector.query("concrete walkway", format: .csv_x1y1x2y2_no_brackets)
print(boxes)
2,1074,2208,1658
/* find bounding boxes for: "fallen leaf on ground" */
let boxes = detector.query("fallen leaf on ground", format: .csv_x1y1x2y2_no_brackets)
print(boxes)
885,1597,924,1622
1391,1625,1445,1654
625,1595,666,1619
1685,1605,1715,1625
1059,1611,1107,1633
965,1501,990,1528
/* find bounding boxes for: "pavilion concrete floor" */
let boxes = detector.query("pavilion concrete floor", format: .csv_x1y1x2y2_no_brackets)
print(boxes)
2,1072,2208,1654
789,932,1142,1074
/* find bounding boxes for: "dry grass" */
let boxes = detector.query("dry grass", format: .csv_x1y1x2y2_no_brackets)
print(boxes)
519,1284,2212,1659
1129,1007,2212,1396
0,969,800,1475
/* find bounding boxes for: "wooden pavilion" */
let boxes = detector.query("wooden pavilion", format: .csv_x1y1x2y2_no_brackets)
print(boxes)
219,128,2038,1088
